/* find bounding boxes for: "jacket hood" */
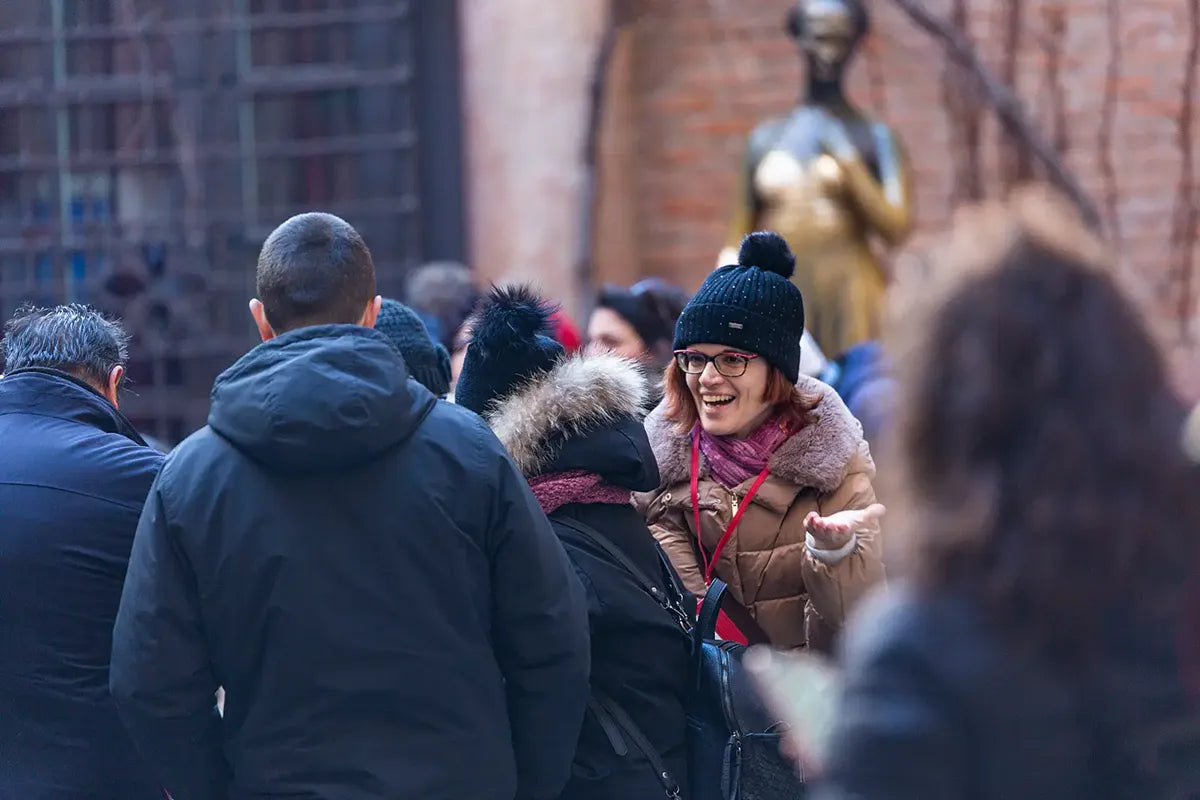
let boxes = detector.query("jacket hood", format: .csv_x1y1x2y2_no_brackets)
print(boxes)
0,367,148,445
646,374,869,492
208,325,435,472
484,352,659,491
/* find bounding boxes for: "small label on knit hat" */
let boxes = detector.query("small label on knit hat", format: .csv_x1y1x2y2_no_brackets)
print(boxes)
728,322,744,329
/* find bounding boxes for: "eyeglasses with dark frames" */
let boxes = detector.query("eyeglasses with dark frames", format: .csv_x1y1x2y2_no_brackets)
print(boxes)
673,349,759,378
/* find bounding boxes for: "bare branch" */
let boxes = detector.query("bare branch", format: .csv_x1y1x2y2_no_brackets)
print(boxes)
152,10,207,248
940,0,983,203
1041,6,1069,157
1097,0,1123,247
1171,0,1199,337
999,0,1033,186
113,0,160,156
885,0,1103,230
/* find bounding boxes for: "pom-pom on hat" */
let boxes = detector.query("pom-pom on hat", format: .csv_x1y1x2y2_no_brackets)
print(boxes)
673,231,806,383
455,284,565,415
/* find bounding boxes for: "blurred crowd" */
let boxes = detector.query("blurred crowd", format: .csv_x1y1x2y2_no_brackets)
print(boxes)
2,187,1199,800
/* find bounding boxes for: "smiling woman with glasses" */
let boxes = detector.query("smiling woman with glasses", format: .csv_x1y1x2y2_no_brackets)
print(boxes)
634,232,885,651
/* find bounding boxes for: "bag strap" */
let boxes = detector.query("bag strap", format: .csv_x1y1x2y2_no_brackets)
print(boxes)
697,578,730,642
551,514,685,799
655,541,696,627
587,698,629,757
695,579,771,656
552,514,691,634
593,688,683,800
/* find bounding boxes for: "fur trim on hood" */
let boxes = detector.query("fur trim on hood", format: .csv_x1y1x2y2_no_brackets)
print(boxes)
485,352,648,476
645,374,868,492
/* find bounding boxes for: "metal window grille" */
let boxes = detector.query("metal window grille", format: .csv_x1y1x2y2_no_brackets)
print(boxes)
0,0,464,445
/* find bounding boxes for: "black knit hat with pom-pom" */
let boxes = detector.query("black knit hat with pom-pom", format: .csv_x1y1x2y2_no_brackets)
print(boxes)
455,284,565,415
673,231,805,383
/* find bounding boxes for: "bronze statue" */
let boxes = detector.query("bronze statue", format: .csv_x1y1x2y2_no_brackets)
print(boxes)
719,0,913,358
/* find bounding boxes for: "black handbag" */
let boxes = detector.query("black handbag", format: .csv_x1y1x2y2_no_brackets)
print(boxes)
689,580,806,800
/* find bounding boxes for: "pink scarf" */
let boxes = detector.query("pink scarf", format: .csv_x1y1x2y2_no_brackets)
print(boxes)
694,414,793,488
527,470,633,515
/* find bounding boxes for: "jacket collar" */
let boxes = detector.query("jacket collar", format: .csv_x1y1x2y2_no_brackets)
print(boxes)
0,367,148,446
483,352,659,491
646,374,865,494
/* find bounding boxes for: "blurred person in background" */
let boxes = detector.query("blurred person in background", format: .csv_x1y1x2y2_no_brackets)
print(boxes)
798,329,894,452
110,213,589,800
404,260,481,394
813,188,1200,799
587,279,690,410
0,304,164,799
406,260,581,397
636,232,884,651
404,260,478,352
375,297,452,398
458,285,692,800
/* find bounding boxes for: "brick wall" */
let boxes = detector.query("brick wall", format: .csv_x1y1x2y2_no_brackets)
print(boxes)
590,0,1200,396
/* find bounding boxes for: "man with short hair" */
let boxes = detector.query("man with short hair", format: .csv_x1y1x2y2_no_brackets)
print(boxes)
111,212,590,800
0,304,164,799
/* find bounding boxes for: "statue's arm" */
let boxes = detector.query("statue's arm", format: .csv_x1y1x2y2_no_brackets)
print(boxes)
833,123,914,246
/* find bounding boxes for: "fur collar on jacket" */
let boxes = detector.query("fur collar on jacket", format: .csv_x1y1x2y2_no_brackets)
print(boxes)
645,375,867,493
484,352,648,476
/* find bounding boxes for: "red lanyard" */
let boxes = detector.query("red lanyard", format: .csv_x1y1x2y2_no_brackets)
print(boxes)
691,431,771,585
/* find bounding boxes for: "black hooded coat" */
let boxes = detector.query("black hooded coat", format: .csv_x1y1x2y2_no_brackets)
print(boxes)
110,325,590,800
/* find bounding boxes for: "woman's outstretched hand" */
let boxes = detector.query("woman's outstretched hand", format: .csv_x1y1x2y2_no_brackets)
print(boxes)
804,503,885,549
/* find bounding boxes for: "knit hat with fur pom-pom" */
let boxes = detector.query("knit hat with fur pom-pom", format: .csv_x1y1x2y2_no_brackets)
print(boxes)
455,284,565,415
673,231,806,383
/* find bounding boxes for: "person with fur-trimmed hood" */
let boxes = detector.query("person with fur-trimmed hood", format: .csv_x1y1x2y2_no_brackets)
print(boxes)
457,285,693,800
635,232,886,652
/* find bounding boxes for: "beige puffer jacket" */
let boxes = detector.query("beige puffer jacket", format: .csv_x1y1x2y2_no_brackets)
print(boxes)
634,376,884,651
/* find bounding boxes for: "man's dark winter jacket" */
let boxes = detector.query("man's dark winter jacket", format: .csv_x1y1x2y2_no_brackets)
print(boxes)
110,325,590,800
481,353,692,800
0,368,164,799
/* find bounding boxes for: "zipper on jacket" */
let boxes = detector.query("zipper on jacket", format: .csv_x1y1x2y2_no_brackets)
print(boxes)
731,493,740,517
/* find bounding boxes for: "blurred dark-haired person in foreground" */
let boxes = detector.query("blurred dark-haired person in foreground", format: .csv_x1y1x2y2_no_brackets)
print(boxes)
0,304,164,799
813,187,1200,799
110,212,589,800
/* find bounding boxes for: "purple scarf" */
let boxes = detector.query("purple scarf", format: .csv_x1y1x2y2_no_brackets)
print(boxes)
695,415,793,488
527,470,633,515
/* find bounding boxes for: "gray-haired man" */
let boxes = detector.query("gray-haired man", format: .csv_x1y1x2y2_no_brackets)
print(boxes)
0,304,164,799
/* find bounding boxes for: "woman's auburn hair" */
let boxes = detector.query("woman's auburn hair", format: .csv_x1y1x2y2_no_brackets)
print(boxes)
883,185,1200,667
661,355,821,435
